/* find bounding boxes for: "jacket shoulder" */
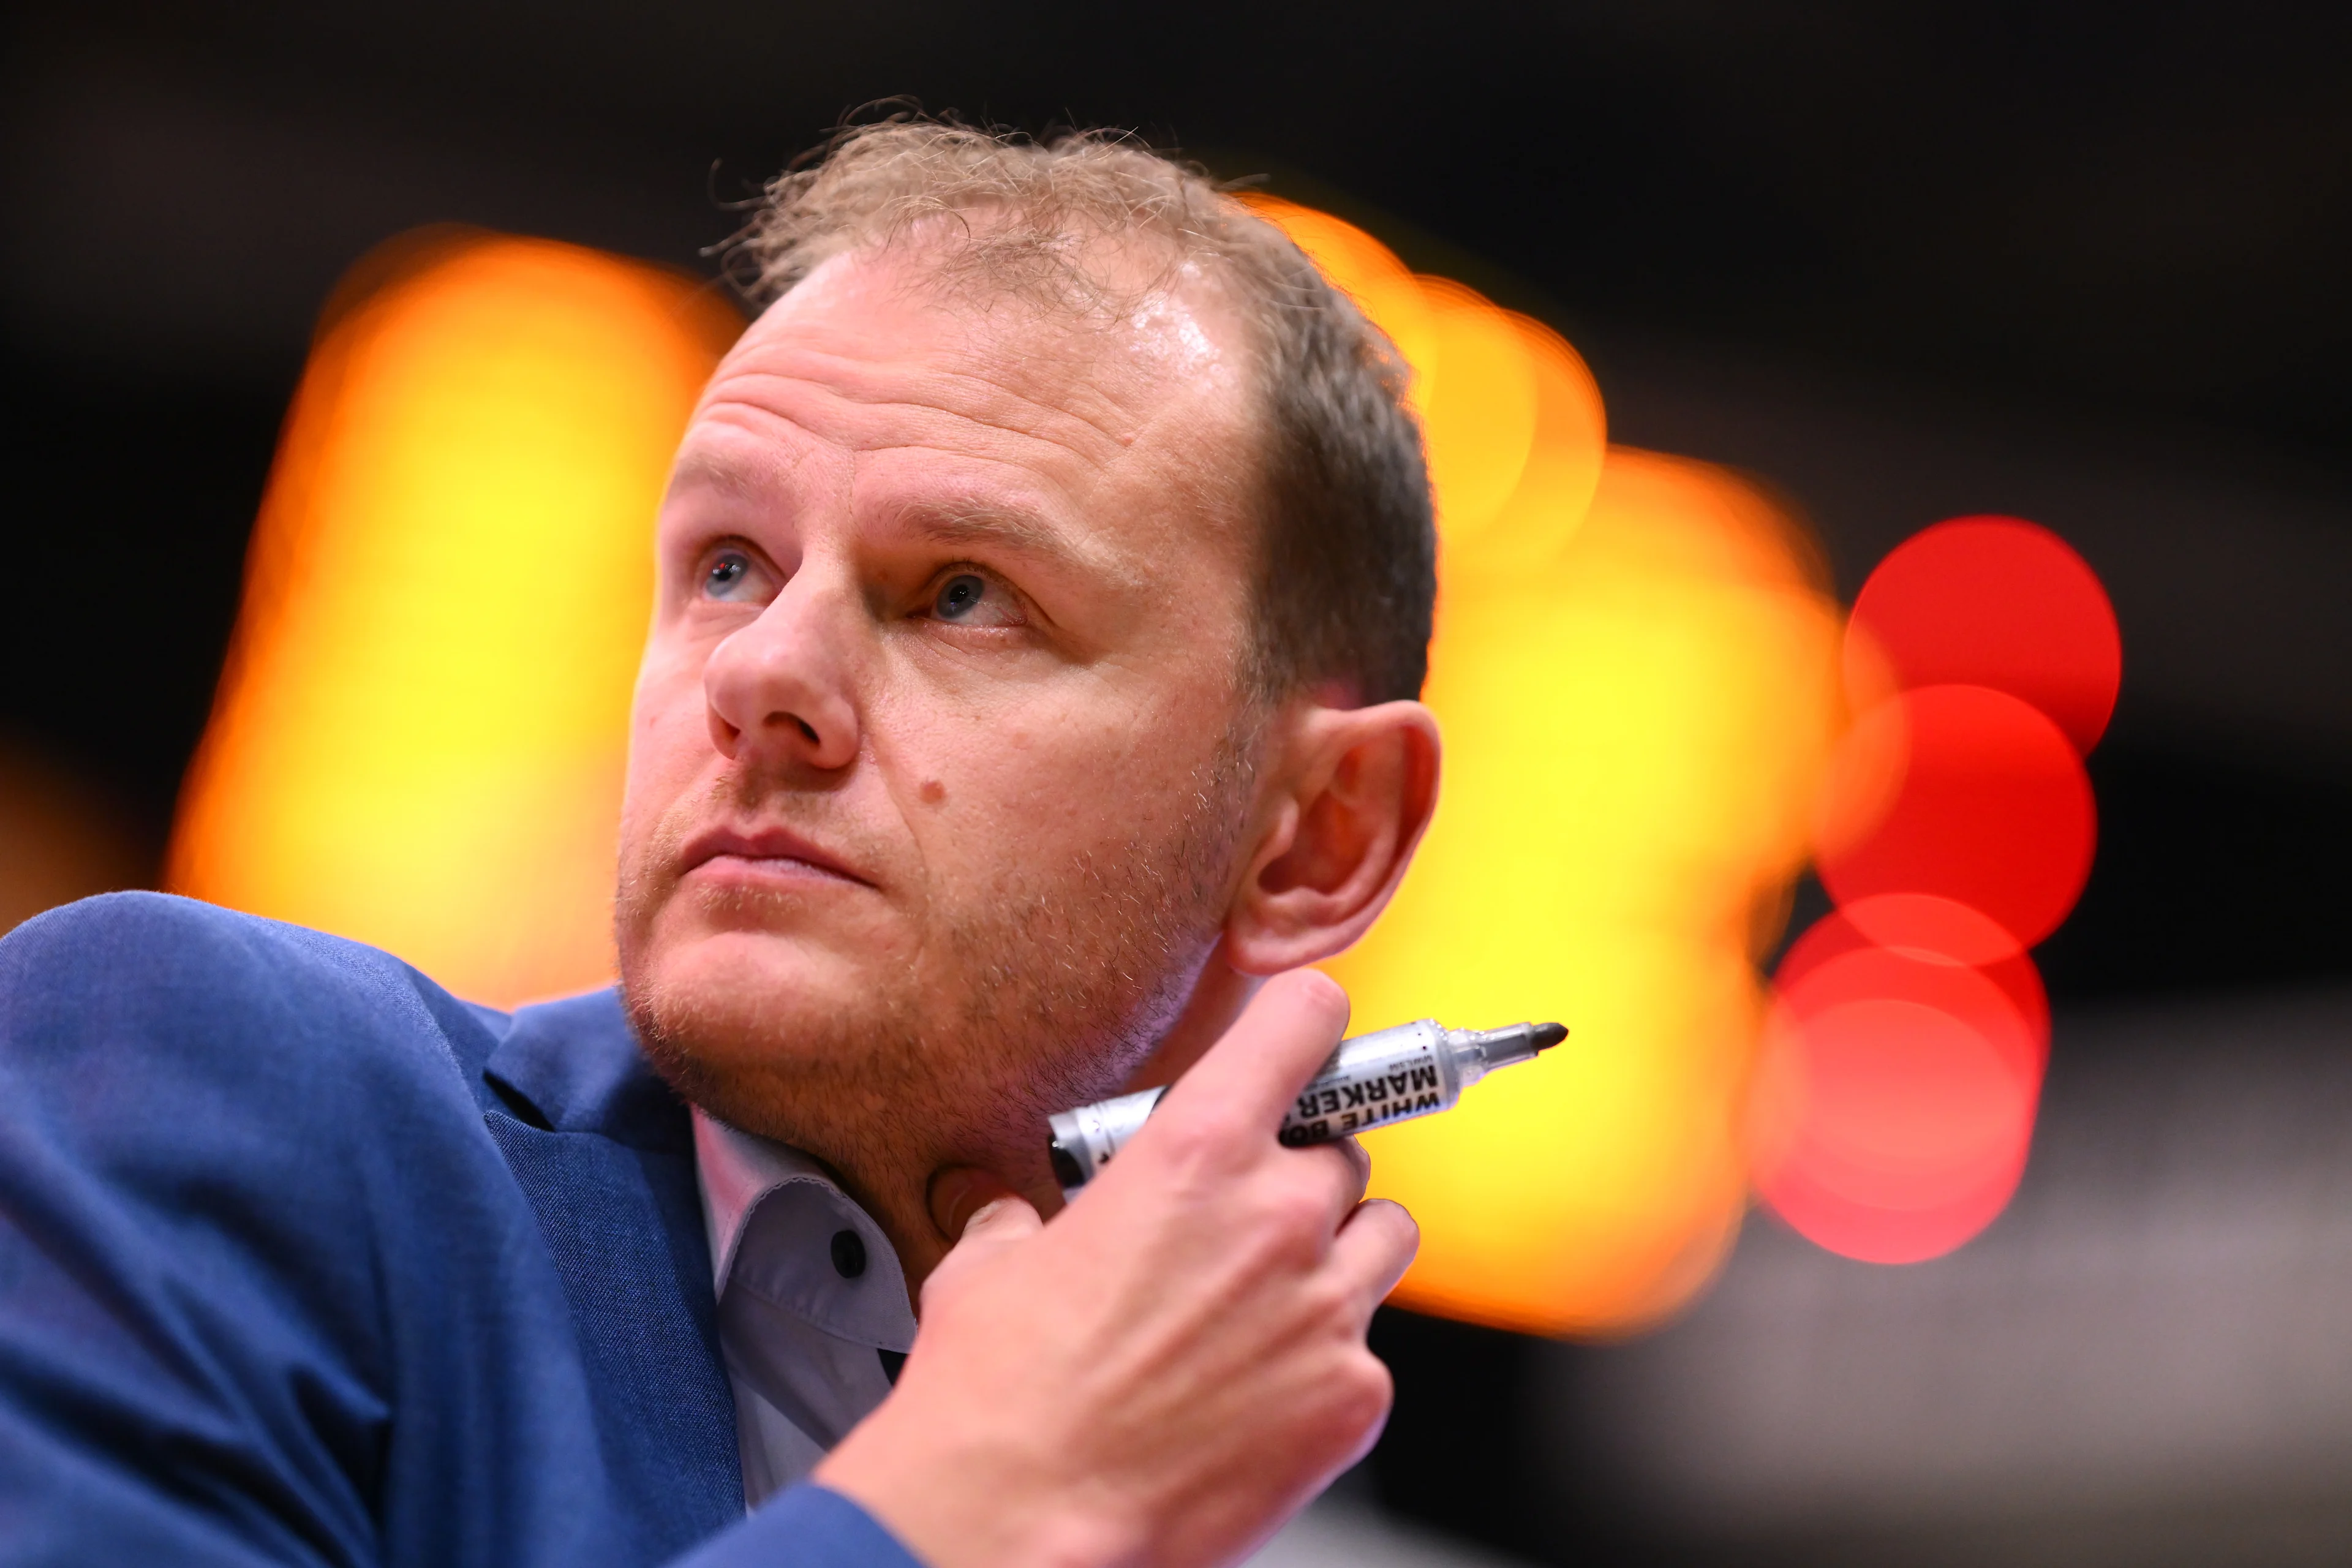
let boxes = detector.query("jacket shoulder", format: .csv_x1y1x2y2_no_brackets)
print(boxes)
0,891,503,1107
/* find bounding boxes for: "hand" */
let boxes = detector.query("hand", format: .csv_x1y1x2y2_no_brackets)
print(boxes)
813,970,1419,1568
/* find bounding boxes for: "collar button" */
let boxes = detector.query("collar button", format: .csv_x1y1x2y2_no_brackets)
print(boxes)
830,1228,867,1280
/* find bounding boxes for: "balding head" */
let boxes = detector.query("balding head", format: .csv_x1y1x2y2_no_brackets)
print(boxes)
723,119,1436,706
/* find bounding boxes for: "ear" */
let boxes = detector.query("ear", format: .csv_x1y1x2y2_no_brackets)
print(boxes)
1226,699,1441,975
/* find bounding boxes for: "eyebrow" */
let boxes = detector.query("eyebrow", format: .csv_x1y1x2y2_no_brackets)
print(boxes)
664,450,771,505
893,500,1143,592
666,449,1144,594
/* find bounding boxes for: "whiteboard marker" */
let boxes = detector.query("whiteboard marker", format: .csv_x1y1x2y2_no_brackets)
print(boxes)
1046,1019,1566,1196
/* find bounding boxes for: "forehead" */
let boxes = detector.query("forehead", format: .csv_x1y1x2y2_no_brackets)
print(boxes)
684,243,1256,516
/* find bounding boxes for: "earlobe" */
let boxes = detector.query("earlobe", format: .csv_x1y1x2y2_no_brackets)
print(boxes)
1227,701,1439,976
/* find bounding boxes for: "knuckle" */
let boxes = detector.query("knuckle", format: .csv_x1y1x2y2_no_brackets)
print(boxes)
1299,1270,1356,1324
1353,1195,1418,1252
1330,1143,1373,1200
1151,1117,1223,1169
1334,1352,1394,1433
1144,1116,1244,1189
1267,1177,1332,1237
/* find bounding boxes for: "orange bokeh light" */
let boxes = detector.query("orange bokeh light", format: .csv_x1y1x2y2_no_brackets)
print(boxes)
168,230,742,1005
1236,194,1607,564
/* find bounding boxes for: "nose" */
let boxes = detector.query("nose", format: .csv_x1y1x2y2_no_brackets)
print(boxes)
703,573,862,773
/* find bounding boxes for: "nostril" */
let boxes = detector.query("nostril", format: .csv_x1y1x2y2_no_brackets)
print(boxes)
793,717,818,744
706,709,743,758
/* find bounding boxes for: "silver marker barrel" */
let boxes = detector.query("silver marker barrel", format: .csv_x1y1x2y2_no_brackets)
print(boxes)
1046,1018,1566,1197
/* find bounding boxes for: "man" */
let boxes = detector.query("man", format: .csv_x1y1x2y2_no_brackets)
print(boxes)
0,121,1441,1567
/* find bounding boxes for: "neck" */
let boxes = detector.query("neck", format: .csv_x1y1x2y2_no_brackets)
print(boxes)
861,947,1266,1301
1117,946,1264,1093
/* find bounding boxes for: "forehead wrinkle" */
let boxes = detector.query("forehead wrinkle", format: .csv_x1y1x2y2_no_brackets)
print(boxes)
933,357,1136,458
708,339,1140,472
697,377,1135,537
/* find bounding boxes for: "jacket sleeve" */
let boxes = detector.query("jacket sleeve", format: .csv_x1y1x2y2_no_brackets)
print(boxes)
672,1486,927,1568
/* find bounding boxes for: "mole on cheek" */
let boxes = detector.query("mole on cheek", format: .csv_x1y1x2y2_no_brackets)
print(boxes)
919,779,947,805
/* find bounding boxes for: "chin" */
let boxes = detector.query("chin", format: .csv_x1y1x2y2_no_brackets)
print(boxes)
631,924,870,1050
622,920,949,1177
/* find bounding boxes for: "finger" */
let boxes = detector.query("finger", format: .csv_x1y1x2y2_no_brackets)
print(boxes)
1327,1198,1420,1313
1291,1136,1373,1230
1156,968,1351,1131
959,1194,1042,1246
919,1189,1044,1306
927,1165,1019,1242
1324,1134,1372,1202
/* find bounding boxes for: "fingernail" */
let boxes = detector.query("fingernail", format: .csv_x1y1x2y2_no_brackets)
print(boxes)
963,1198,1009,1235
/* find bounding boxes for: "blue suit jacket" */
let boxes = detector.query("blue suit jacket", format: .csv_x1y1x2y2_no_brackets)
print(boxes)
0,893,921,1566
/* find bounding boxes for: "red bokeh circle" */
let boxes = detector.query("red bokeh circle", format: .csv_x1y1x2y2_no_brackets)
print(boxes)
1751,933,2046,1264
1848,515,2121,755
1773,905,2049,1047
1817,685,2095,948
1841,891,2021,966
1775,942,2046,1093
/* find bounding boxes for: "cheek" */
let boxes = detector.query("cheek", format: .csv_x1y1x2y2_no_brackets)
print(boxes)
922,702,1223,858
620,655,715,834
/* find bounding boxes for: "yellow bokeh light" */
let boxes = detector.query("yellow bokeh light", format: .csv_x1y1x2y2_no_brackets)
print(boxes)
1247,200,1846,1336
168,230,742,1005
1330,451,1843,1333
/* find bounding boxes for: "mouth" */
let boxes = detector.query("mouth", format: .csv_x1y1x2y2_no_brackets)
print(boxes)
677,823,876,891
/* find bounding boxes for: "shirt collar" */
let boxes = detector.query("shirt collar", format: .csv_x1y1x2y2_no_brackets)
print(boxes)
692,1107,918,1353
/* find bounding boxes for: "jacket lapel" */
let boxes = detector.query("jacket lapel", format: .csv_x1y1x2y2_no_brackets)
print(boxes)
479,992,744,1549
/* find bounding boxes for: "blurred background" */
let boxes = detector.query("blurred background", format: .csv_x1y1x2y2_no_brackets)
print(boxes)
7,3,2352,1562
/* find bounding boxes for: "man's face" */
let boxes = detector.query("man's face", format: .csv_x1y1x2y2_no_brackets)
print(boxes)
616,240,1267,1204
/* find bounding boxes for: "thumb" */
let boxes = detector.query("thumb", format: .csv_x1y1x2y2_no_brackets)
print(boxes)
922,1166,1042,1295
927,1164,1033,1240
957,1193,1043,1249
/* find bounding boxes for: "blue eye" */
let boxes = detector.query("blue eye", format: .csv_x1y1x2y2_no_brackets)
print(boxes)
933,573,988,620
704,549,759,601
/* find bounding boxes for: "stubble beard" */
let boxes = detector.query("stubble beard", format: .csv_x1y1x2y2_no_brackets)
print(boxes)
615,721,1261,1243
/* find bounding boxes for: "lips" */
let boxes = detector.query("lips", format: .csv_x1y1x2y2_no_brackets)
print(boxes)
678,823,874,889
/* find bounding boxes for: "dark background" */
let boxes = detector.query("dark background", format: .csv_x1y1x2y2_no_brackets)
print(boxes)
7,5,2351,1561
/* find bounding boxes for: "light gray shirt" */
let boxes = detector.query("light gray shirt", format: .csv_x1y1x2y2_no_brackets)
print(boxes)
692,1109,919,1509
